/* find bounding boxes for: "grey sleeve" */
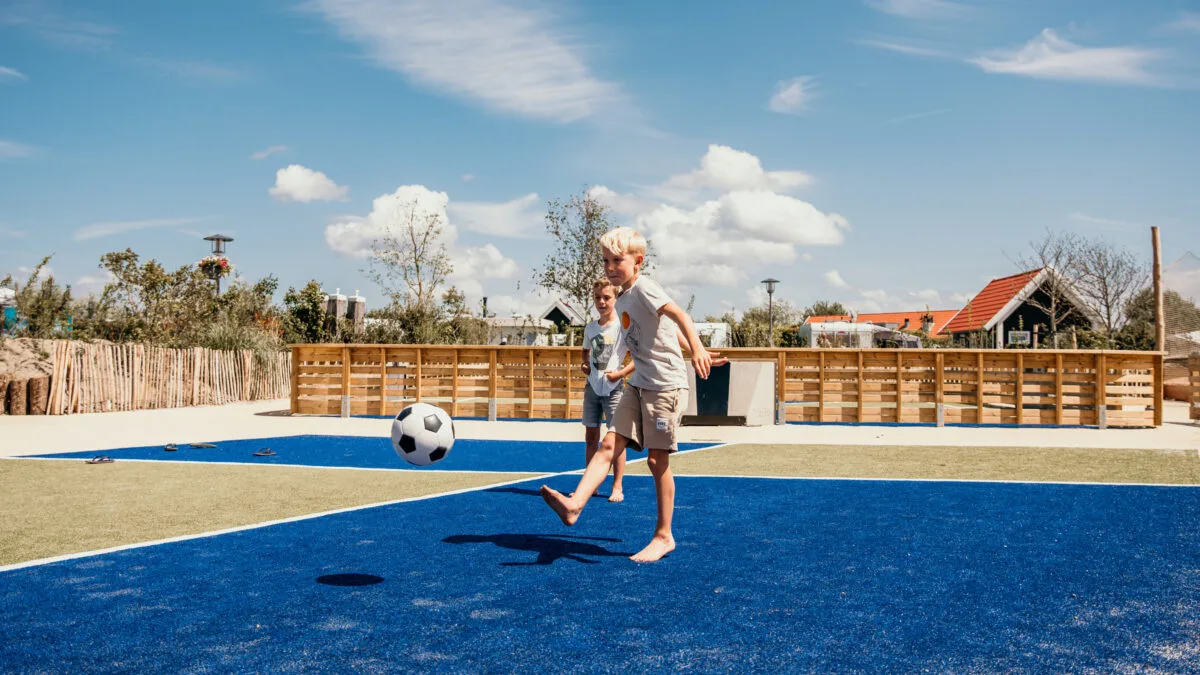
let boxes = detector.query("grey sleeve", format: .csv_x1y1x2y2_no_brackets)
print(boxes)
638,278,673,316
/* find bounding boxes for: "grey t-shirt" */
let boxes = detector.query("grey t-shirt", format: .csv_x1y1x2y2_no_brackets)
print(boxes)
583,317,624,397
616,276,688,391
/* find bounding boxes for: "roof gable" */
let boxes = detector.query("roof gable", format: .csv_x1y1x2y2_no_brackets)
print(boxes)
804,310,959,336
943,269,1043,334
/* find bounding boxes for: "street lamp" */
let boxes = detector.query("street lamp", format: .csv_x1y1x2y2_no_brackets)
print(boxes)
203,234,233,294
761,278,780,347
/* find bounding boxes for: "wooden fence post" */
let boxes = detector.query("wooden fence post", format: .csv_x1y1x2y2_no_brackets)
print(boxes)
290,347,300,414
1015,352,1024,426
1095,352,1106,429
1054,352,1064,426
776,350,787,425
341,346,351,418
817,351,826,423
488,349,498,421
935,352,945,427
527,348,535,419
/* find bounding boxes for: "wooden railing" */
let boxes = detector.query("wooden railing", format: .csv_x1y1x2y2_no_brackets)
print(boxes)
3,341,291,415
292,345,1164,428
1190,355,1200,421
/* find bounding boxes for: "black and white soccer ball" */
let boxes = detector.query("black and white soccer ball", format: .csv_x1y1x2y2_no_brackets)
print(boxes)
390,402,456,466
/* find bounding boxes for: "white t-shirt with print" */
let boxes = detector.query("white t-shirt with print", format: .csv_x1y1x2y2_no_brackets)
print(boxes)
616,275,688,391
583,317,625,397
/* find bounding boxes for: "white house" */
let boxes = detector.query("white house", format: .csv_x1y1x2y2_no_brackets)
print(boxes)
484,316,557,346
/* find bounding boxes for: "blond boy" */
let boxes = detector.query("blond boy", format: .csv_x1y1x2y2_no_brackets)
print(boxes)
542,226,718,563
580,278,635,502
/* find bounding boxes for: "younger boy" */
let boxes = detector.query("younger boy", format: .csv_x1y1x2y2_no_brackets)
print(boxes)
580,278,635,502
542,226,718,563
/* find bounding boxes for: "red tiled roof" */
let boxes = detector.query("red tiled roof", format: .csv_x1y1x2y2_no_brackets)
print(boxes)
943,269,1043,334
804,310,959,336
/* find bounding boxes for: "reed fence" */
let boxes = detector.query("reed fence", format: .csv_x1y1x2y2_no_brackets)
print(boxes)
4,341,290,415
1190,355,1200,421
291,345,1164,428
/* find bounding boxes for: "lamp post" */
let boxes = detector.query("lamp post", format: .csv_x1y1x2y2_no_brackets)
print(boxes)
203,234,233,294
761,278,780,347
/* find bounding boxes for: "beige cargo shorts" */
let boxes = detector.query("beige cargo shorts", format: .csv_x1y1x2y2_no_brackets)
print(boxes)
611,384,688,453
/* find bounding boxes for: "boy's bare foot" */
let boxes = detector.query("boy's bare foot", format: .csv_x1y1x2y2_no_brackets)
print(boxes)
607,489,624,503
540,486,580,526
630,534,675,563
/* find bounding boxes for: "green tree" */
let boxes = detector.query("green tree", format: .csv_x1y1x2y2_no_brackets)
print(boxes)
365,201,453,312
801,300,849,318
10,256,73,338
533,189,611,322
282,280,330,344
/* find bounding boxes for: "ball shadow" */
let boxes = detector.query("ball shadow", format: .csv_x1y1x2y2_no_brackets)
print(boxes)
317,573,385,587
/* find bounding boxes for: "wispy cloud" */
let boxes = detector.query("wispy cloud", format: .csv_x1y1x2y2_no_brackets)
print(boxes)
0,227,27,239
857,39,954,59
0,66,28,83
250,145,289,161
864,0,967,20
824,270,850,289
971,29,1169,86
1069,212,1144,232
0,140,38,160
306,0,623,124
1166,11,1200,33
74,217,206,241
448,193,543,239
0,0,117,51
134,56,246,84
885,108,953,124
768,76,817,115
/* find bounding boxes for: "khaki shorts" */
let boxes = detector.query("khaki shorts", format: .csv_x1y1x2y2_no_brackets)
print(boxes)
612,385,688,453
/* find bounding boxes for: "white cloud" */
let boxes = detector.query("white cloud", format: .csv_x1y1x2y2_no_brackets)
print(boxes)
714,190,847,245
857,39,954,59
447,193,542,238
971,29,1168,86
824,270,850,289
0,66,28,83
654,144,813,203
950,292,973,304
75,271,115,294
74,217,206,241
0,2,117,51
908,288,943,304
1069,211,1143,231
15,264,55,281
251,145,288,160
452,243,519,282
0,226,26,239
0,139,37,160
768,76,815,115
1167,11,1200,33
588,185,658,217
864,0,966,19
801,252,813,262
326,185,452,259
270,165,348,203
307,0,621,123
461,173,474,182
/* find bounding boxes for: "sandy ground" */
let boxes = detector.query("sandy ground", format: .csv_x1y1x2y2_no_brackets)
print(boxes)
2,398,1198,457
0,337,53,381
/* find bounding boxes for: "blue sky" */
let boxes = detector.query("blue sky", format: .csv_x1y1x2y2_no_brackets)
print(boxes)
2,0,1198,319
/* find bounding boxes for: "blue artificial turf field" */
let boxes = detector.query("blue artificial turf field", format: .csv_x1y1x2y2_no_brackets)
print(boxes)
23,435,713,473
2,475,1197,672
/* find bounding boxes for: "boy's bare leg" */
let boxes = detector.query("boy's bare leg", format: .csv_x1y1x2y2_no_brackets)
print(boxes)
631,449,675,563
542,434,629,526
607,431,625,502
576,426,601,497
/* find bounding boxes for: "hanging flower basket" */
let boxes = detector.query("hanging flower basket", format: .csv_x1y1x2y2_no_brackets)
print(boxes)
198,255,232,278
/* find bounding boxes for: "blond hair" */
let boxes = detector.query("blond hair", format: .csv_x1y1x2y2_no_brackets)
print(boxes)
599,226,647,257
592,277,615,295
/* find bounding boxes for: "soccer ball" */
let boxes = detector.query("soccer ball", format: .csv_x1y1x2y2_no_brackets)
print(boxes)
391,402,456,466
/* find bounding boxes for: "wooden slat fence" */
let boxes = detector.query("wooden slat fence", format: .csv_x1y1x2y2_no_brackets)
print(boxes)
40,341,290,414
292,345,1164,428
1190,355,1200,421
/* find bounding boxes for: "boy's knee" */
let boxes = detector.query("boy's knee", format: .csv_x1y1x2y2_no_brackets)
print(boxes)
647,451,670,475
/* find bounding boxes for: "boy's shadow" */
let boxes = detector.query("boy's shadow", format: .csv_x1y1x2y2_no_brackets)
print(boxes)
443,533,630,566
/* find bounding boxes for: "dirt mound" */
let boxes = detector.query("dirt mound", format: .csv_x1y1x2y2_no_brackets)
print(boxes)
0,338,54,380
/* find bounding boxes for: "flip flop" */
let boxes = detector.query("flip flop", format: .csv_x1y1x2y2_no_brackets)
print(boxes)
86,456,114,464
253,449,275,457
164,444,178,452
189,443,217,448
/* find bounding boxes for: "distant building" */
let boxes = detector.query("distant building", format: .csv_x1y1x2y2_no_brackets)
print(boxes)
540,299,588,334
943,268,1095,348
484,316,556,346
805,310,958,337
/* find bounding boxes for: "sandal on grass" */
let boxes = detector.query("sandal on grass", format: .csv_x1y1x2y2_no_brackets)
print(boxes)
86,456,114,464
189,443,217,448
164,444,178,452
253,449,275,457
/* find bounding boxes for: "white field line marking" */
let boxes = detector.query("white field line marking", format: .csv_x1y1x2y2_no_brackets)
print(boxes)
622,442,731,466
0,441,733,573
650,473,1200,488
0,472,555,574
0,456,526,475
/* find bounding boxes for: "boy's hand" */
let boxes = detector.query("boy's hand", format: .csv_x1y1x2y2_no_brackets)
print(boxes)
693,346,715,379
604,370,623,383
708,349,730,368
581,363,591,375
